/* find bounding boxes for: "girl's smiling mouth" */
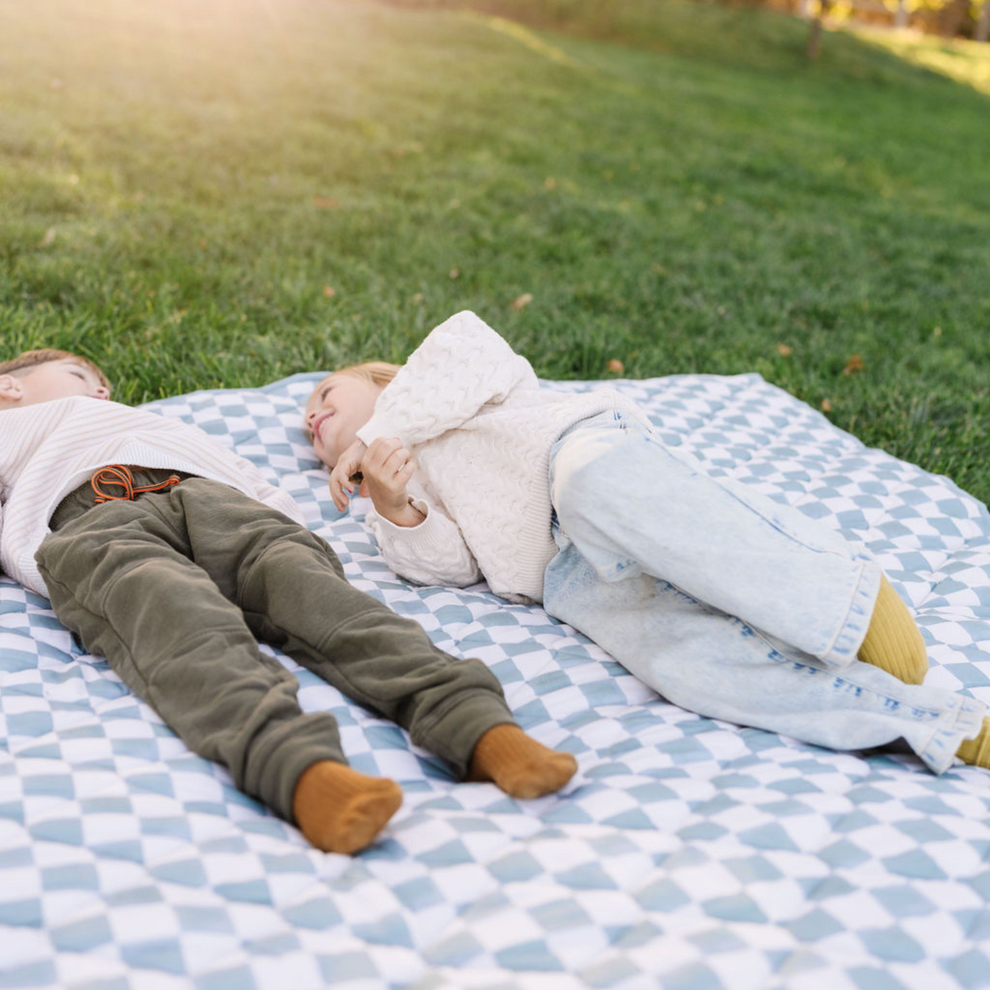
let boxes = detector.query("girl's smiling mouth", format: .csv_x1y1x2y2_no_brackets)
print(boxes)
311,410,334,440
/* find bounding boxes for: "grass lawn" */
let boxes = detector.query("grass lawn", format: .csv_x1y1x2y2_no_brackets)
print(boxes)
1,0,988,502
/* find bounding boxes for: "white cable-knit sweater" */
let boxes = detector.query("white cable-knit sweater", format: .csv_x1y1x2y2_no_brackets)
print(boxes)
357,311,651,603
0,397,303,598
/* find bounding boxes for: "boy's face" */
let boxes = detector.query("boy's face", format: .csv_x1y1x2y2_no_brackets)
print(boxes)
0,359,110,408
304,373,382,469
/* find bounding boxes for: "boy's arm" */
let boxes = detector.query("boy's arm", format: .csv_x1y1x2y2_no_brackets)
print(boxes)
366,496,483,589
357,310,537,448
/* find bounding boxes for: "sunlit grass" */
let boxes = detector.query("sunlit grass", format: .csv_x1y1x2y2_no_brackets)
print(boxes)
1,0,989,502
852,26,990,95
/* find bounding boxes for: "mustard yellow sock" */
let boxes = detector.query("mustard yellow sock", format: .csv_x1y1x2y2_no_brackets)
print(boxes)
292,761,402,854
957,719,990,768
468,724,578,799
857,575,928,685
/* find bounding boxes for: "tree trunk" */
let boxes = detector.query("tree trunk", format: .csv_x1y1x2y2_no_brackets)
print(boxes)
895,0,908,30
807,0,833,59
977,0,990,43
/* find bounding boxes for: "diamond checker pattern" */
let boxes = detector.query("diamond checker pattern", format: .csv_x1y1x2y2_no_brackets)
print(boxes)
2,371,990,990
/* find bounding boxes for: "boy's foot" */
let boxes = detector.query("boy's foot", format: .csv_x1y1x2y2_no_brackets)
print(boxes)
468,723,577,799
857,575,928,685
292,761,402,854
957,718,990,768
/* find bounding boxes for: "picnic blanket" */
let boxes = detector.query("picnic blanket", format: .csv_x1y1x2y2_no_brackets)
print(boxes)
2,371,989,990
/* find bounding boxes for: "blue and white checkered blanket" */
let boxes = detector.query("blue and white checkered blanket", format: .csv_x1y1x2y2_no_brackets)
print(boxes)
3,372,990,990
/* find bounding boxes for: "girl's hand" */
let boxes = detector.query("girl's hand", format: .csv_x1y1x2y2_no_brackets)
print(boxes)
328,439,368,511
361,437,425,527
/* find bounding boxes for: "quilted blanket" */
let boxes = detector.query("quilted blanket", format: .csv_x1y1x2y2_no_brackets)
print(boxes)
2,371,989,990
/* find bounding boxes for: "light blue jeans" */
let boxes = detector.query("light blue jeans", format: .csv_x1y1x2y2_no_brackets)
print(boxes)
544,411,985,773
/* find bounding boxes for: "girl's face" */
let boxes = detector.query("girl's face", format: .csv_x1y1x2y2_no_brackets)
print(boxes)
304,373,383,469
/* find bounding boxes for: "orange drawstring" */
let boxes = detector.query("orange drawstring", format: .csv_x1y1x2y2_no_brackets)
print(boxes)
91,465,181,504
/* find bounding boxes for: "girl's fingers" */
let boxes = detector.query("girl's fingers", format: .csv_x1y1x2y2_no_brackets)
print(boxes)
329,471,353,511
367,437,403,467
381,445,413,474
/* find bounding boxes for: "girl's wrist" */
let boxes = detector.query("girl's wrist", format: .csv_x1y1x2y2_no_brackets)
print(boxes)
380,498,426,528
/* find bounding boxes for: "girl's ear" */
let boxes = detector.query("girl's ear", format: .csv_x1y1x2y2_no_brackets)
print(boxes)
358,479,370,498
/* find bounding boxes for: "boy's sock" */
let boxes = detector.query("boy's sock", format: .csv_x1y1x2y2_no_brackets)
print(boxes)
292,761,402,854
857,575,928,685
468,723,577,799
957,719,990,768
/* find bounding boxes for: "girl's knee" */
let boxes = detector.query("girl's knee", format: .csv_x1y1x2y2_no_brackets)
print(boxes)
551,431,624,520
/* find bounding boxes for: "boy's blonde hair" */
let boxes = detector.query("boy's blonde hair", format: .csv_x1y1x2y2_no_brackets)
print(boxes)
0,349,111,391
333,361,400,389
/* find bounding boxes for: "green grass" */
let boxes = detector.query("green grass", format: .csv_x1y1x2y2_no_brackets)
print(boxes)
1,0,989,502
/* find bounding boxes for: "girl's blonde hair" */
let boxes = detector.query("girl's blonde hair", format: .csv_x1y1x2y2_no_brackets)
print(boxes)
333,361,400,388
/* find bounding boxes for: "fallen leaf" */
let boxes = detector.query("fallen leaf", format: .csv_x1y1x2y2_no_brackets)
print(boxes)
323,285,336,298
313,196,339,209
38,228,56,248
932,326,942,338
449,267,459,280
821,398,833,413
510,293,533,311
544,176,557,191
842,354,864,376
607,358,624,374
411,293,424,303
68,174,79,186
777,343,793,357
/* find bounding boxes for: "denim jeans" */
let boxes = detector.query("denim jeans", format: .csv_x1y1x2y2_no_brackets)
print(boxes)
544,411,984,773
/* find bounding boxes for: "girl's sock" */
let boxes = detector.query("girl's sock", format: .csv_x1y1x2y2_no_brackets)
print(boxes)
468,723,577,798
957,719,990,768
857,575,928,684
292,761,402,854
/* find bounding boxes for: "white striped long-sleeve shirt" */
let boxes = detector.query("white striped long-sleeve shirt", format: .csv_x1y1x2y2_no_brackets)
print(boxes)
0,396,304,597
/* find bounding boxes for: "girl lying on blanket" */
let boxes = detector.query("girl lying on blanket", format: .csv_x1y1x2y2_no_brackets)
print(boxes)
305,310,990,774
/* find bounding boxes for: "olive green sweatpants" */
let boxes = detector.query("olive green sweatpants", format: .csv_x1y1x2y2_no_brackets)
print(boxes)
36,470,514,823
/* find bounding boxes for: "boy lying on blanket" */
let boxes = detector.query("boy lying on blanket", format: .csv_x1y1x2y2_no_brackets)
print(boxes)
305,310,990,775
0,349,577,855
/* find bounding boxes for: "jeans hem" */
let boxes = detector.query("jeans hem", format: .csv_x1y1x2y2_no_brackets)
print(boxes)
819,554,882,669
916,693,986,774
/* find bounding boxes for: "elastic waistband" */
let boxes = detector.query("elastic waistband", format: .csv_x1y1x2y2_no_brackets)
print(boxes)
51,466,195,532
